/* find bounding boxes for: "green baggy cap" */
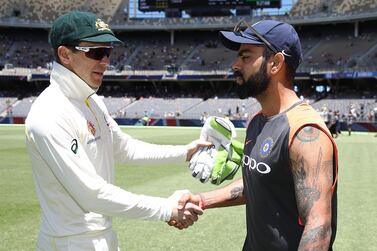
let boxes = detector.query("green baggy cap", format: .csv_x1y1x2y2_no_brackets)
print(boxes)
49,11,124,49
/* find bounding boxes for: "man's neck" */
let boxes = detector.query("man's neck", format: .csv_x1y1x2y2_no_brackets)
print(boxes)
257,87,300,117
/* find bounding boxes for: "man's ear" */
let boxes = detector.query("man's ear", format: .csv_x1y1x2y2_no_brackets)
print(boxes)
270,53,284,74
57,46,72,65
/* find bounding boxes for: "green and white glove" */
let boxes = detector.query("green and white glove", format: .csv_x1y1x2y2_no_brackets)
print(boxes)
189,116,244,185
210,140,244,185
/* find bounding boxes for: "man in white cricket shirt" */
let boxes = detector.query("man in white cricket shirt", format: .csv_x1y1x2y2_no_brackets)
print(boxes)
25,11,205,251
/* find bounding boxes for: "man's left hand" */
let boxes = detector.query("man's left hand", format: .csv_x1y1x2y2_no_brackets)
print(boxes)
185,139,212,161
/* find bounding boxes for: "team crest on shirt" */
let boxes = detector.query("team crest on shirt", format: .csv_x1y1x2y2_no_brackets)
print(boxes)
260,137,274,158
87,121,96,136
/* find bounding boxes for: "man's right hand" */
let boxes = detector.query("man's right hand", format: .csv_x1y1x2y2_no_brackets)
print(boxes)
167,190,203,230
167,193,203,230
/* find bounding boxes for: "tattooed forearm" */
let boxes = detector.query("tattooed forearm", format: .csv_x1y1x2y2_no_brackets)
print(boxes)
296,126,320,144
299,224,331,251
229,186,243,201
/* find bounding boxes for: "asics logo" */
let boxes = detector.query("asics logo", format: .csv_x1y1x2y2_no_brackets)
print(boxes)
242,155,271,174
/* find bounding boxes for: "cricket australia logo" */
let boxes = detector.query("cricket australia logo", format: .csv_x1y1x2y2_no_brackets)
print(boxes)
96,19,110,31
87,121,96,136
260,137,273,158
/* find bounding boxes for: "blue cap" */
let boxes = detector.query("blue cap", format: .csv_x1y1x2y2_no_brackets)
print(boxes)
219,20,302,70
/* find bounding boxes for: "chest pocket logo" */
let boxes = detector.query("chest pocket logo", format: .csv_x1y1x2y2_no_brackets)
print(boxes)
260,137,274,158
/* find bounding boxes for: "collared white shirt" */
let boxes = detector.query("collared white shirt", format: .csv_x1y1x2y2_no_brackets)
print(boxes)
25,62,187,237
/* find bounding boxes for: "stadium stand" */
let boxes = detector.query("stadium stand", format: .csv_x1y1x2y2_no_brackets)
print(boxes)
1,23,377,72
333,0,377,15
0,0,376,131
298,25,377,71
120,97,203,118
0,97,16,115
10,97,35,117
311,98,377,121
101,96,133,116
0,0,125,22
181,97,261,120
290,0,377,17
181,38,237,71
290,0,326,17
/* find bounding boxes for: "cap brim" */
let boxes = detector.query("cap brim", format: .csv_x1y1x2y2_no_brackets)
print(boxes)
80,33,124,46
219,31,263,51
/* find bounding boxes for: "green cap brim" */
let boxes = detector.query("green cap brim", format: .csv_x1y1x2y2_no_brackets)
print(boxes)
80,34,124,46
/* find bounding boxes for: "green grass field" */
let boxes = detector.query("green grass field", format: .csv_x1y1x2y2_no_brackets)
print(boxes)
0,125,376,251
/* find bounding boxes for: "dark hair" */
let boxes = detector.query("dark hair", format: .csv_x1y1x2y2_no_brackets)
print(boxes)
263,46,295,83
52,47,61,64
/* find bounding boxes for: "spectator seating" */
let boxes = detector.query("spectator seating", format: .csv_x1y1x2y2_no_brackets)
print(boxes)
290,0,377,17
0,0,124,23
333,0,377,15
11,97,35,117
0,97,17,114
300,29,377,70
311,98,376,121
181,40,236,71
100,96,132,116
6,95,377,122
120,97,202,118
181,97,260,119
290,0,326,17
1,21,377,72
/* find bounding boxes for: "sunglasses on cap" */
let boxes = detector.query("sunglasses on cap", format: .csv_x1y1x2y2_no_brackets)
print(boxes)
233,20,279,54
72,45,113,60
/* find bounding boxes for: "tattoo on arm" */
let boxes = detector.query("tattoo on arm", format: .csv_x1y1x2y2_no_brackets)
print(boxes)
292,126,324,221
299,224,331,250
228,186,243,201
323,160,334,185
296,126,320,144
291,126,334,250
292,154,321,221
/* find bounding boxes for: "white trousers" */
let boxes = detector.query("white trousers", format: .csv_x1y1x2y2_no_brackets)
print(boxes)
36,228,120,251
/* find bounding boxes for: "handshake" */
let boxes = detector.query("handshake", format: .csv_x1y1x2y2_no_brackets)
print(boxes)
167,190,203,230
189,117,244,185
167,190,215,230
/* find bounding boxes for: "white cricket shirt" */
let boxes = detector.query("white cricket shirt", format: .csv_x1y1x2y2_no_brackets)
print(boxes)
25,62,187,237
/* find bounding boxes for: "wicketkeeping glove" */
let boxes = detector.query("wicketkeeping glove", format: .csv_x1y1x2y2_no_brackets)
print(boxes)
210,140,244,185
189,116,244,185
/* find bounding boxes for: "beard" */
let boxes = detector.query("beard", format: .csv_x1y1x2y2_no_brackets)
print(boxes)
233,59,271,99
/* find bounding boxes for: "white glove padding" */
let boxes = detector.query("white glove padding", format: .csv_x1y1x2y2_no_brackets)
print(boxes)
189,117,237,183
200,116,237,150
189,146,217,183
